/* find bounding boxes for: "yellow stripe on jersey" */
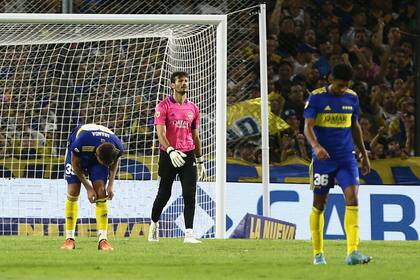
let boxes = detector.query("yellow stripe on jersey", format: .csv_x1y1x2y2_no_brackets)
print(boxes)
311,87,327,95
81,146,95,152
315,113,352,128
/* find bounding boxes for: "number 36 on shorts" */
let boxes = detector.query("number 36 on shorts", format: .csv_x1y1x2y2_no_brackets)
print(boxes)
313,173,329,186
65,163,75,176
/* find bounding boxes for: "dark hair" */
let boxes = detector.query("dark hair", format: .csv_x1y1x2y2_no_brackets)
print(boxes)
97,143,120,166
332,63,353,81
170,71,189,83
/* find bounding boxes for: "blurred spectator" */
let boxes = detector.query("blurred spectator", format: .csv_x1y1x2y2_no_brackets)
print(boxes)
293,43,317,75
234,141,258,163
283,84,305,126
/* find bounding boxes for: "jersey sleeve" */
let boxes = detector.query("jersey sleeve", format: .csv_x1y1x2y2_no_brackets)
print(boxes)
154,101,167,126
69,135,85,156
352,95,360,122
303,93,318,119
191,103,200,130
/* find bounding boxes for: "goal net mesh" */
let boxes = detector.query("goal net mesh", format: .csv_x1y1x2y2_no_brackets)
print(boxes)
0,22,217,239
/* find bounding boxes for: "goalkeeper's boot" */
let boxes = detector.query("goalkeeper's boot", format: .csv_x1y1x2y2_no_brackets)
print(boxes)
345,251,372,265
184,229,202,244
313,253,327,265
61,238,75,250
98,239,114,251
148,221,159,242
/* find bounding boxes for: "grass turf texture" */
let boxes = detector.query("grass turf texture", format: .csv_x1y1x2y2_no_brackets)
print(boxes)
0,237,419,280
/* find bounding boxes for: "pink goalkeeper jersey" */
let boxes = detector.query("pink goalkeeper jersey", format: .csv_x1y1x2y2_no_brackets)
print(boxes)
154,96,199,152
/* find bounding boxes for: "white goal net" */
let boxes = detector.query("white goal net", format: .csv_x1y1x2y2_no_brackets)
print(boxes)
0,14,225,239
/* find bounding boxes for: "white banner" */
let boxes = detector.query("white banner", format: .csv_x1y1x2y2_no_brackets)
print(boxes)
226,183,420,241
1,179,420,240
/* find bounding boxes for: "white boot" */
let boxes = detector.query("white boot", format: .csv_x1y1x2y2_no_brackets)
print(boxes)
148,221,159,242
184,228,202,244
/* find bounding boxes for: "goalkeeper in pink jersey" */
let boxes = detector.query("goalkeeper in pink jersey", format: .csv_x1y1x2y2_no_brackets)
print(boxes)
148,71,206,243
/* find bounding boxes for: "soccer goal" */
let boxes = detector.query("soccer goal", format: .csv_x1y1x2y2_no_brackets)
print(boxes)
0,14,226,239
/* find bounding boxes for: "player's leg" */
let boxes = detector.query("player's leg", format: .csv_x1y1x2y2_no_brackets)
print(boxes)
89,163,113,250
62,148,81,250
310,159,335,264
179,151,200,243
149,151,177,241
337,159,371,265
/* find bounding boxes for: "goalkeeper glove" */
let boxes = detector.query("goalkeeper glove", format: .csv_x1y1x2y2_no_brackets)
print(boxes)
166,146,187,168
196,156,206,181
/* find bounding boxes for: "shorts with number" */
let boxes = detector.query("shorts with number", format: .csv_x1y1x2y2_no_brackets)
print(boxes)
64,135,109,184
310,157,359,194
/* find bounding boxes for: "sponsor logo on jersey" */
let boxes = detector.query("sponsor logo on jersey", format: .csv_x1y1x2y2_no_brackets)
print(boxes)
324,105,332,111
155,111,160,118
172,120,189,129
342,105,353,110
315,113,352,128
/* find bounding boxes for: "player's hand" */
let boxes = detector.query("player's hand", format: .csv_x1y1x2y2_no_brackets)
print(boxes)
167,146,187,167
87,188,97,203
196,156,206,181
361,156,371,176
313,144,330,160
107,186,114,200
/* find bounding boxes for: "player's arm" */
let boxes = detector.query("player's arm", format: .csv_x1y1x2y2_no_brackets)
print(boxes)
192,128,206,180
192,129,202,158
351,120,371,175
71,152,96,202
106,158,120,200
304,118,330,160
156,124,186,167
156,124,171,151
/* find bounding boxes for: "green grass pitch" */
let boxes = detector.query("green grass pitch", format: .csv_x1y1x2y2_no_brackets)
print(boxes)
0,237,419,280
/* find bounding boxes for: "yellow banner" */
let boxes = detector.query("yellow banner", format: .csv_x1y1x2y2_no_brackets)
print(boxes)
227,97,289,142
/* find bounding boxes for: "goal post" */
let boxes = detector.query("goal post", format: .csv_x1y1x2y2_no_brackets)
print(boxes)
0,13,227,238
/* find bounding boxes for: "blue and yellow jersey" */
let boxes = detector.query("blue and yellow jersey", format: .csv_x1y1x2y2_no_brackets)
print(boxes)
67,124,124,168
303,86,359,160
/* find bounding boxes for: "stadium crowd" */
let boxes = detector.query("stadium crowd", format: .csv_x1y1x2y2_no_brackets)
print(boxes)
0,0,416,166
230,0,416,164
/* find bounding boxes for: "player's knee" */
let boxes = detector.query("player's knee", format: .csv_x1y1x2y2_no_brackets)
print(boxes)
312,195,328,211
156,191,171,204
67,184,81,197
312,202,326,211
345,196,358,206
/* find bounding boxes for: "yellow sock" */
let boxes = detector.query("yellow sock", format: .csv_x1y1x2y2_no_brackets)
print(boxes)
96,198,108,241
310,206,324,256
345,205,359,255
65,194,79,239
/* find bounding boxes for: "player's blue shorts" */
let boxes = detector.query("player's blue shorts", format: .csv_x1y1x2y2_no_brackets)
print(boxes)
310,156,359,194
64,127,109,184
